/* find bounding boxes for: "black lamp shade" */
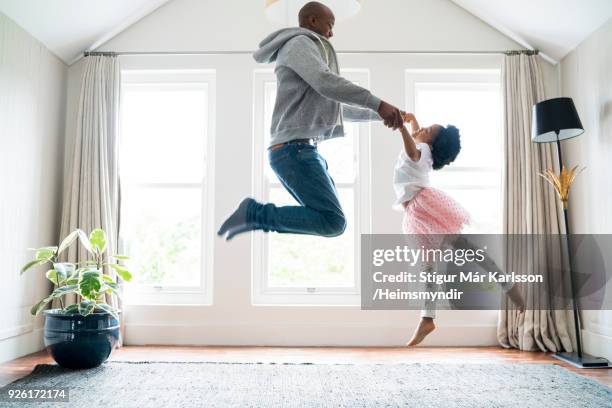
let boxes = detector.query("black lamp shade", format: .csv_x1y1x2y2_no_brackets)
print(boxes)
532,97,584,143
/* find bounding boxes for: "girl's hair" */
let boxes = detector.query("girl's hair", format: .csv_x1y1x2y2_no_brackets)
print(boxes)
432,125,461,170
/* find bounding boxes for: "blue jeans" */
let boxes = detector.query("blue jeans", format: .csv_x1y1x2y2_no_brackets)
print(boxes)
247,142,347,237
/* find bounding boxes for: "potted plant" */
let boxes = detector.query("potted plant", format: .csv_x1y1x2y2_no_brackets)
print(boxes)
21,228,132,369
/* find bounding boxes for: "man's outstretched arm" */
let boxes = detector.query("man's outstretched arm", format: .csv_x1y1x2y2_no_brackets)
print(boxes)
279,36,403,129
342,105,381,122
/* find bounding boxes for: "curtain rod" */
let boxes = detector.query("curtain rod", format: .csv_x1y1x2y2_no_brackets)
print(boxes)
83,49,539,57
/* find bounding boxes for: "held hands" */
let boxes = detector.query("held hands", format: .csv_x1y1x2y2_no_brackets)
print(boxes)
378,101,404,130
402,112,420,134
403,112,416,123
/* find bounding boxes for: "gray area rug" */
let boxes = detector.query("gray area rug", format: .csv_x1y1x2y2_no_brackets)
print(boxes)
1,362,611,407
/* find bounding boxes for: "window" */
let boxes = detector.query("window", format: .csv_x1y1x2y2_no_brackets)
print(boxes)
406,70,502,233
120,70,215,304
252,70,371,305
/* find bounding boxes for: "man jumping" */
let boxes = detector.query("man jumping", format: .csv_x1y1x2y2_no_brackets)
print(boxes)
218,1,403,240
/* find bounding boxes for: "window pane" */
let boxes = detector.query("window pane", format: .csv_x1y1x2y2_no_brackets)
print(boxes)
121,187,202,287
267,187,355,288
260,75,362,292
263,82,276,148
414,80,502,233
121,84,207,184
414,83,501,168
430,169,500,189
264,82,278,183
120,78,209,292
317,123,356,183
443,188,502,234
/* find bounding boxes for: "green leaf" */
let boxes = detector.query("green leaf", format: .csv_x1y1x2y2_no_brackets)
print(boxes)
45,269,66,286
76,229,93,254
35,247,57,262
119,270,132,282
95,303,119,320
30,298,51,315
57,263,79,282
29,285,78,315
45,269,57,282
20,260,45,275
110,264,133,282
79,270,102,300
57,230,82,255
53,284,79,296
74,266,93,281
78,300,96,316
62,304,79,314
89,229,107,254
54,262,75,276
112,255,130,261
46,263,73,286
101,275,114,283
106,281,120,291
101,282,122,300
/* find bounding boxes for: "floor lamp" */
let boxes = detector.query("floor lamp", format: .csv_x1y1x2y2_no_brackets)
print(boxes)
531,97,610,368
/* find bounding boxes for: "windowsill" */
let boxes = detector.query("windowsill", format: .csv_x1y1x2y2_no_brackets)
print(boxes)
124,288,213,306
252,292,361,307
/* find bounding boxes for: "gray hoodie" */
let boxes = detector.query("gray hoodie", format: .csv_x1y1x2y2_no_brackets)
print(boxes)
253,27,382,146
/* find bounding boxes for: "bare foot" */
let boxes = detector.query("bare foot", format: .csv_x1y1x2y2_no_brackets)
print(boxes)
406,318,435,346
506,284,525,313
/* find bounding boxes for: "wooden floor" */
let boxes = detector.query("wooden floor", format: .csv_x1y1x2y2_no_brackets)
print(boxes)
1,346,611,388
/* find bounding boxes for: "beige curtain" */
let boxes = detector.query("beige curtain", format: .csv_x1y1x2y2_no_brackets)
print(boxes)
56,55,123,345
498,53,574,352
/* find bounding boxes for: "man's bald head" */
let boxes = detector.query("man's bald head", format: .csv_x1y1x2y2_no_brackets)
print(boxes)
298,1,335,38
298,2,331,25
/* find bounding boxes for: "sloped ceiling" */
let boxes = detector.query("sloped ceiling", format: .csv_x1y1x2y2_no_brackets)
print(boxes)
0,0,173,64
451,0,612,62
1,0,611,65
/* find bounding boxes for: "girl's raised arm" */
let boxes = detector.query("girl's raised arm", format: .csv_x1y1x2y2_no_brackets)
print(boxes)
405,113,421,134
400,125,421,162
400,113,421,161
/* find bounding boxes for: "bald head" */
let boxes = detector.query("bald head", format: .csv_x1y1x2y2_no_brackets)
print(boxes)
299,1,335,38
298,2,331,24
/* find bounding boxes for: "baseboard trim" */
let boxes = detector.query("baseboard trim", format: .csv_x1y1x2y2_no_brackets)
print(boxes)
0,323,33,341
0,328,45,364
582,328,612,362
124,323,499,347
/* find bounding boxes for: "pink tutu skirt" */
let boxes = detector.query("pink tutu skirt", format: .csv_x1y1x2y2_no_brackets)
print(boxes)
402,187,470,236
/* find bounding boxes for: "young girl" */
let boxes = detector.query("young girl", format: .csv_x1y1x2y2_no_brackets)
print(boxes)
395,113,524,346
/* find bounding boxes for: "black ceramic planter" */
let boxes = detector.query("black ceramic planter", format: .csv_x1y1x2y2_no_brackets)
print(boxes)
43,309,120,369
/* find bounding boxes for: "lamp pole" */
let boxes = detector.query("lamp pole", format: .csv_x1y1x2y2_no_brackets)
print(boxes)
556,130,582,359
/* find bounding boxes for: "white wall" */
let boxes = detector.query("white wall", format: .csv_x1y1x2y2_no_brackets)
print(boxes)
561,17,612,360
96,0,520,53
60,0,559,346
0,12,67,363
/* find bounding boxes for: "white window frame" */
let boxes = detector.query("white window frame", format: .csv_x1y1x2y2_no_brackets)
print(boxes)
251,69,372,305
405,69,503,233
119,69,216,305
